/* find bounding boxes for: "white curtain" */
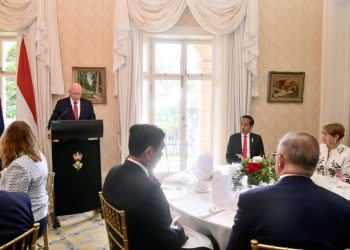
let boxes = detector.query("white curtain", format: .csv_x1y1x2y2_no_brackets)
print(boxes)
113,0,259,162
0,0,37,30
0,0,64,169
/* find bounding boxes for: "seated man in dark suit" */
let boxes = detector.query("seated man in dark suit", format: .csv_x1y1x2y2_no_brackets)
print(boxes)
226,132,350,250
0,191,34,245
226,115,264,163
47,82,95,136
103,124,213,250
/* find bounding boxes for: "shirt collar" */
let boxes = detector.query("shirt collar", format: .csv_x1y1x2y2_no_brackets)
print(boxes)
279,174,311,180
70,97,80,105
241,132,250,138
127,158,150,178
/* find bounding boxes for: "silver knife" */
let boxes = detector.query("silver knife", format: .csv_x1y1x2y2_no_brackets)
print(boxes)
199,208,226,219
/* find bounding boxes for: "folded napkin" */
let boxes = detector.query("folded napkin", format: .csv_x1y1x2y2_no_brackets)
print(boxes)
211,173,232,208
193,154,213,180
169,210,213,249
164,171,196,185
181,226,213,249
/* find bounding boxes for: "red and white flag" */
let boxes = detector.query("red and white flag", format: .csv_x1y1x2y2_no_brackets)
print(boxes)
17,37,37,132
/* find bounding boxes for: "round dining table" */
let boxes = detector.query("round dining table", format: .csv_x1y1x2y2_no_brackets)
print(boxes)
161,170,350,250
161,170,237,250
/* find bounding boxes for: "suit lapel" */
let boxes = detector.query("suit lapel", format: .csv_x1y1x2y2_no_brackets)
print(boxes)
249,134,255,155
79,99,86,119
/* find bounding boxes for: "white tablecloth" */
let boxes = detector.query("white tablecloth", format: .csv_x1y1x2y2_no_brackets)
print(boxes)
162,171,350,250
311,173,350,200
162,171,236,250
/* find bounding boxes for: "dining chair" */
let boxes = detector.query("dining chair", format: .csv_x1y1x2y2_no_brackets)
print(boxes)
99,191,129,250
0,222,40,250
37,172,55,250
250,239,304,250
165,142,188,175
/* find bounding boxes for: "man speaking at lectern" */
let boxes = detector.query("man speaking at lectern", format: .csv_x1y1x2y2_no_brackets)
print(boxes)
47,83,96,137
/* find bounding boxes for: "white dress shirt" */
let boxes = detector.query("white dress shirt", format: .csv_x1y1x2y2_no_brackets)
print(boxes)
70,98,81,118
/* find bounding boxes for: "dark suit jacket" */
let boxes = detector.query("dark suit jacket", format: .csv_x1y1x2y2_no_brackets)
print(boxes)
102,160,187,250
226,176,350,250
226,133,264,163
0,191,34,245
47,97,96,129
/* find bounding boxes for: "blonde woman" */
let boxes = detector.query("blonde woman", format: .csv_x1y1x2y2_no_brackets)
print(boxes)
0,121,48,237
316,123,350,183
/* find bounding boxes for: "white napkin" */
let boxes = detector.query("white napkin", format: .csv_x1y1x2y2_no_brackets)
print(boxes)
164,171,195,185
170,211,214,249
211,173,232,208
181,226,213,249
193,154,213,180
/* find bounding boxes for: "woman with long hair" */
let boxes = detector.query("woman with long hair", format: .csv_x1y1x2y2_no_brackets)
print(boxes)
0,121,48,237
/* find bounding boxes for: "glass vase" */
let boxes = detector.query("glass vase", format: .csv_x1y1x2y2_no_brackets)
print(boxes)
247,175,260,187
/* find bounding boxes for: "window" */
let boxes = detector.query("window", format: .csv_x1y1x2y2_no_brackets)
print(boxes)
0,33,17,126
144,39,213,173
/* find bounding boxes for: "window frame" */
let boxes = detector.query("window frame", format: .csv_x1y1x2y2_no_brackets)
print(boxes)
0,33,17,126
145,37,213,172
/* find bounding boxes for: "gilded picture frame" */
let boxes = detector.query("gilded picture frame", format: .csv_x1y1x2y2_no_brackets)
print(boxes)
72,67,106,104
267,71,305,103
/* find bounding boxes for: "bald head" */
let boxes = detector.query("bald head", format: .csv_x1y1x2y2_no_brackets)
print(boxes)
68,83,83,102
276,132,320,176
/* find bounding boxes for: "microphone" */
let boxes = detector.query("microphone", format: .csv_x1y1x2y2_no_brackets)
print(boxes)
56,107,72,120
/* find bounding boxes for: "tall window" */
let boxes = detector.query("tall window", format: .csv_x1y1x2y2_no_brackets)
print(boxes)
144,40,212,173
0,33,17,126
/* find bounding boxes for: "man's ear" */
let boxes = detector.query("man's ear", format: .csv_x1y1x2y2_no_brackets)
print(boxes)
276,154,285,175
144,146,153,161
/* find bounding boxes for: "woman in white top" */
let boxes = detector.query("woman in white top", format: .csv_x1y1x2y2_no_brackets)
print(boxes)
0,121,48,237
316,123,350,183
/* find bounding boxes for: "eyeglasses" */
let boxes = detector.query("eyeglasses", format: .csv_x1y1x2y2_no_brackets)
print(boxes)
272,153,283,159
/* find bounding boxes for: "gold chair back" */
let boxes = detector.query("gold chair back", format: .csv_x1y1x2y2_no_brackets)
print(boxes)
251,239,304,250
45,172,55,249
0,223,40,250
46,172,55,199
99,191,129,250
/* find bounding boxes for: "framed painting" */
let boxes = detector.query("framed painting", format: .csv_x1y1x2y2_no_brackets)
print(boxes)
267,71,305,103
72,67,106,104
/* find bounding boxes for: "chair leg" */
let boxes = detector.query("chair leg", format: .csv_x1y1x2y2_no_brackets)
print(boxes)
36,225,49,250
43,226,49,250
52,215,61,228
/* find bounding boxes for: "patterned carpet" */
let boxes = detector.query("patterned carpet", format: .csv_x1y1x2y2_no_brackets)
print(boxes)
37,211,109,250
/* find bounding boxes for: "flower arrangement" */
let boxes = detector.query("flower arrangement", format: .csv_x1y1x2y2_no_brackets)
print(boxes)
232,156,278,190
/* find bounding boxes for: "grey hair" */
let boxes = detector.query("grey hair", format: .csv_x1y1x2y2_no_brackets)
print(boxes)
277,131,320,171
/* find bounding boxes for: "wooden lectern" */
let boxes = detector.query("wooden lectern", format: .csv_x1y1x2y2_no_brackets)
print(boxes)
51,120,103,227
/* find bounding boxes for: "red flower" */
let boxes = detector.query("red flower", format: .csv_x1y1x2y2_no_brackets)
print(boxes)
246,162,262,173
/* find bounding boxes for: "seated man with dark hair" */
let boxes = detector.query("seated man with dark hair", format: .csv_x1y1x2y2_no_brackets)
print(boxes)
103,124,213,250
226,115,264,164
0,191,34,245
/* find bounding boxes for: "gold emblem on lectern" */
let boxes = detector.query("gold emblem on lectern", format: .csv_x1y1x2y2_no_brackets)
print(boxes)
72,152,83,171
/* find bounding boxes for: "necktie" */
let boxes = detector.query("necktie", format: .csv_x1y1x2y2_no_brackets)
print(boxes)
242,135,247,158
73,101,78,120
